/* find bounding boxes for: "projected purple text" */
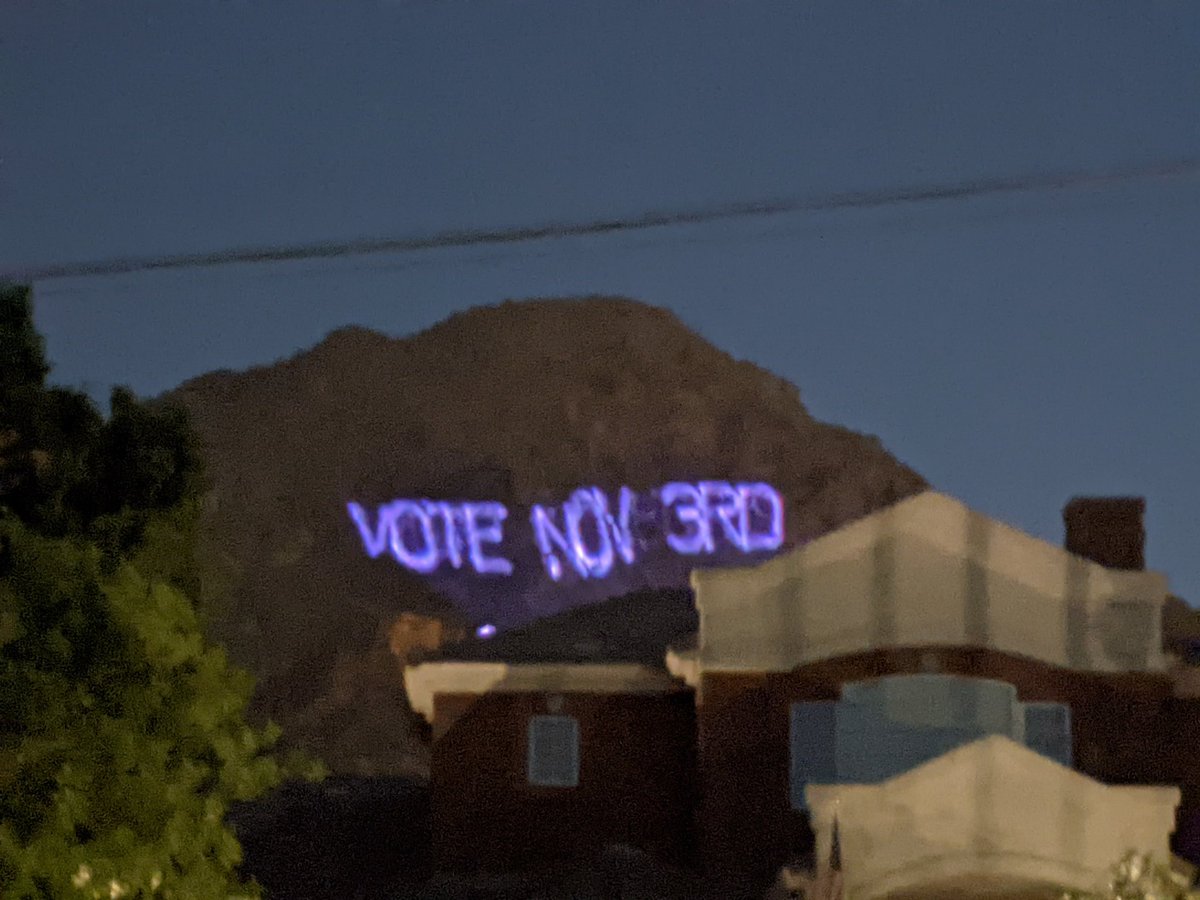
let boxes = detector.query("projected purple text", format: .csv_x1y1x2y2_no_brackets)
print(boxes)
347,480,784,582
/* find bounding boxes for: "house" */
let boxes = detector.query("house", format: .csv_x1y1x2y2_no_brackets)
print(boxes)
404,588,700,874
404,492,1200,898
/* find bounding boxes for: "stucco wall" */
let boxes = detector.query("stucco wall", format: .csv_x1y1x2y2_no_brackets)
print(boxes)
693,492,1169,675
806,737,1181,899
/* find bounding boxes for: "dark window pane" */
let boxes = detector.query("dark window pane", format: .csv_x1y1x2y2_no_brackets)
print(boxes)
1024,702,1073,767
528,715,579,787
790,701,838,810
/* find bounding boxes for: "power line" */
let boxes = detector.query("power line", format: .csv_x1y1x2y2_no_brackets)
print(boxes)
8,157,1200,284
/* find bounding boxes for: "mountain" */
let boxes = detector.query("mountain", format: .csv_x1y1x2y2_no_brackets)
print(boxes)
164,296,929,776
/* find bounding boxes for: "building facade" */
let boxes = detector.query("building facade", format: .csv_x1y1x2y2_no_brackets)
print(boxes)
405,662,697,871
406,492,1200,898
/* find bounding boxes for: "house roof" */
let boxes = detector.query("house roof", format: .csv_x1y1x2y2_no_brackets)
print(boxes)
695,490,1163,604
692,490,1171,675
429,586,697,667
405,587,697,721
404,661,689,722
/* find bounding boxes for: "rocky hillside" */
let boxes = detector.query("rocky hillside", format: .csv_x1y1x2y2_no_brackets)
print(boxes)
164,296,929,776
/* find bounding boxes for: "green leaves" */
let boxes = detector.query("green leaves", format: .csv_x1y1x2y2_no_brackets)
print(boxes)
0,518,293,899
1,289,325,899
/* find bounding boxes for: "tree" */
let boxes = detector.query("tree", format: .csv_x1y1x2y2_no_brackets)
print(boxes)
0,283,324,899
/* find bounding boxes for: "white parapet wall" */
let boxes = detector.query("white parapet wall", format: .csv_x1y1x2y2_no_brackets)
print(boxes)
404,661,688,723
806,735,1181,899
692,491,1169,675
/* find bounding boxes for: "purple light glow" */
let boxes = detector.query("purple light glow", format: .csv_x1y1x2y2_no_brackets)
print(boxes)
387,500,439,573
565,487,618,579
607,486,638,565
741,482,785,551
476,624,497,639
531,502,585,581
702,481,748,550
428,500,465,569
348,480,785,581
661,482,713,555
462,501,513,576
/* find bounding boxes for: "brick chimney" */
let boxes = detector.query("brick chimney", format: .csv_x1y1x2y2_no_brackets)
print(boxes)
1063,496,1146,570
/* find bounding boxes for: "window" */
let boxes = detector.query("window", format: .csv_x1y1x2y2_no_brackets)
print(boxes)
527,715,579,787
789,702,838,810
1024,702,1073,768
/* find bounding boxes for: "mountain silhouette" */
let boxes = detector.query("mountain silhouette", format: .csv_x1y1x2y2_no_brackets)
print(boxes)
165,296,929,775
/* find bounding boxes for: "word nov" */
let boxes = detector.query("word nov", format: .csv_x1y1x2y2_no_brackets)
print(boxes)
347,480,784,582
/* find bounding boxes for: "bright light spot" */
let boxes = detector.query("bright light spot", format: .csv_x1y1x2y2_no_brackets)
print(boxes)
476,624,497,639
72,865,92,888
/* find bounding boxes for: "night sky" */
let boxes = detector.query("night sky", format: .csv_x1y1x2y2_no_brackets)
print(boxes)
2,2,1198,604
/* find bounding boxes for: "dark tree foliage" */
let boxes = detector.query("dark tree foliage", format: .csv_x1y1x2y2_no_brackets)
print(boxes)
1,283,323,899
0,283,204,559
0,285,49,395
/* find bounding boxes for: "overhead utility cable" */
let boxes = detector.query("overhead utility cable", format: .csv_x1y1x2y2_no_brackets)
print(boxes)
8,157,1200,283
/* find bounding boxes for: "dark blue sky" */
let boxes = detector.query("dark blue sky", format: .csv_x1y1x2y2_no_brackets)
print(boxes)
3,2,1198,603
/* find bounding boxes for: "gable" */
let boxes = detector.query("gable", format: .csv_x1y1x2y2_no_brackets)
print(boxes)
693,491,1168,674
805,735,1182,899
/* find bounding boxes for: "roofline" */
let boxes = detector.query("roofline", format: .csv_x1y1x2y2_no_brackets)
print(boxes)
691,490,1169,601
404,661,689,722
